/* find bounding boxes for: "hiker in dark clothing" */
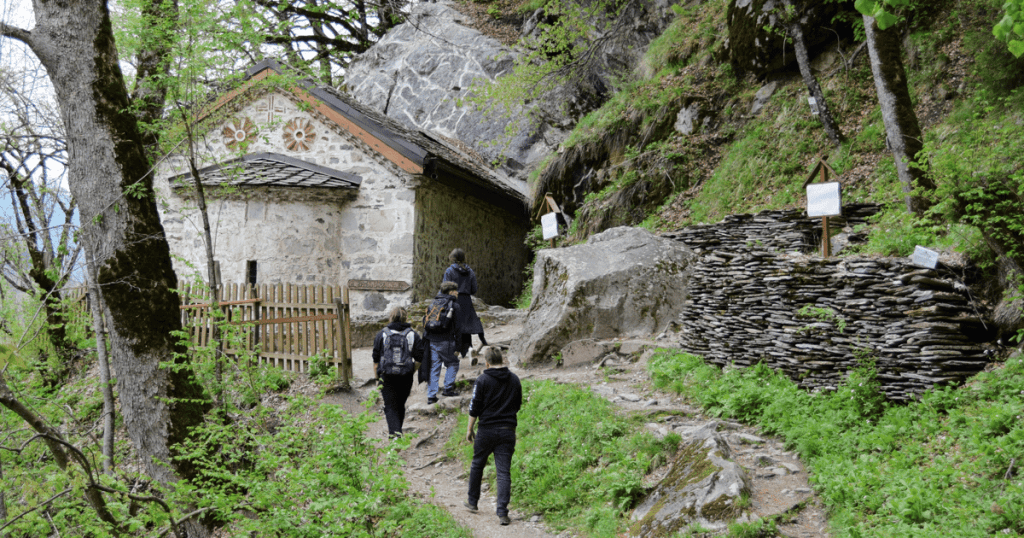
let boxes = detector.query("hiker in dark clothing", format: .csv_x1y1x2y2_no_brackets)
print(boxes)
443,248,487,358
424,281,462,404
464,346,522,526
372,307,425,438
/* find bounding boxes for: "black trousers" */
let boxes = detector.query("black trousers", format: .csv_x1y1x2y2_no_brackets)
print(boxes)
468,427,516,516
380,373,414,436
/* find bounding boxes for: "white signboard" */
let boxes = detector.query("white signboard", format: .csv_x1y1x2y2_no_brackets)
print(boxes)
912,245,940,269
808,96,819,115
541,212,560,240
806,182,842,217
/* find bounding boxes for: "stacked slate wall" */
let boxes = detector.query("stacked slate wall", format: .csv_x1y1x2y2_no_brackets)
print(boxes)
663,205,990,400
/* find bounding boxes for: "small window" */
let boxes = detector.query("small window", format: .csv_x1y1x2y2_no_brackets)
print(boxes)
246,260,258,286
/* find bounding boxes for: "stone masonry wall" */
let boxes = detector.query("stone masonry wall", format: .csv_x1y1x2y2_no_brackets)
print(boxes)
663,206,991,400
156,89,419,317
414,180,530,306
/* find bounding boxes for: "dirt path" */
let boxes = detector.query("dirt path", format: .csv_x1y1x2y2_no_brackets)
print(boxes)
324,317,831,537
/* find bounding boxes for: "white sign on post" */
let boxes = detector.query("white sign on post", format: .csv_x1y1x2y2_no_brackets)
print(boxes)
808,96,819,115
806,182,842,217
541,212,560,240
912,245,940,269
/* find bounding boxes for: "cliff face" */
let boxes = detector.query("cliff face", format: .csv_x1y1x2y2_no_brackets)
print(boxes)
343,3,548,176
343,0,675,179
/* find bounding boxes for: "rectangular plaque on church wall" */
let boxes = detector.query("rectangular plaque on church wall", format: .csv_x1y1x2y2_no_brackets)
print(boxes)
347,279,411,291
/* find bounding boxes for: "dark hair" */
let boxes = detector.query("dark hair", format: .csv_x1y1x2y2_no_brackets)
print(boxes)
449,248,466,265
440,281,459,294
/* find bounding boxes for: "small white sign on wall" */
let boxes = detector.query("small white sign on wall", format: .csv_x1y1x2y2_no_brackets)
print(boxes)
806,182,842,218
912,245,940,269
541,212,560,240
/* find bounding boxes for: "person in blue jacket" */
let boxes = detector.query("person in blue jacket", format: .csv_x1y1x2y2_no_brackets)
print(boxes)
464,346,522,526
424,281,462,403
443,248,487,358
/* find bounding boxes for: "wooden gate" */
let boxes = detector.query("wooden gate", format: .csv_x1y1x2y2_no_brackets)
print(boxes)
179,283,353,386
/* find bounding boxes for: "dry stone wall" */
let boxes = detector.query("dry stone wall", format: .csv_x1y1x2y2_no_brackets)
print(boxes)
663,206,991,400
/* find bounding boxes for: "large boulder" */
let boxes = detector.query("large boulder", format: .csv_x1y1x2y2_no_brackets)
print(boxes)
629,422,754,536
344,0,676,178
510,227,695,364
343,2,554,177
725,0,851,78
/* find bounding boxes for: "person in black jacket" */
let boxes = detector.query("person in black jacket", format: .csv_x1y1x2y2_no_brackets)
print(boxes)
442,248,487,358
372,307,425,438
464,346,522,526
424,281,462,404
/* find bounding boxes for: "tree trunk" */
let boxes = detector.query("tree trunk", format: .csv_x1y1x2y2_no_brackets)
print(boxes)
786,2,844,146
7,173,74,384
85,249,116,474
862,14,936,215
3,0,210,532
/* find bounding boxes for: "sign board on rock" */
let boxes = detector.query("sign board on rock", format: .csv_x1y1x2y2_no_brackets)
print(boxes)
347,279,411,291
806,182,842,217
912,246,940,269
541,212,560,240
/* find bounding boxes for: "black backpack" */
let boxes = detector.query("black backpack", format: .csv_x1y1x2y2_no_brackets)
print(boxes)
424,296,455,334
379,328,416,375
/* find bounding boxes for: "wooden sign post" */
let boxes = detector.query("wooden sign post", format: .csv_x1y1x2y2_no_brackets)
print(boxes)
803,154,842,258
536,193,568,247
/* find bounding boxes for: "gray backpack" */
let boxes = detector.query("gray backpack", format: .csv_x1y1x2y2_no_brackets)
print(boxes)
380,328,416,375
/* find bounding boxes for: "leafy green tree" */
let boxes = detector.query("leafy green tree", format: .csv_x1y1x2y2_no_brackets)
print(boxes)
994,0,1024,57
0,64,81,386
0,1,211,535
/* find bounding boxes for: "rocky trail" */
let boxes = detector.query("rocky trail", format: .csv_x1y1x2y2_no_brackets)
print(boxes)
323,314,832,537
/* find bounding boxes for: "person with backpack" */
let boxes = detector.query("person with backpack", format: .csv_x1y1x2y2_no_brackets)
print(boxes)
464,346,522,526
442,248,487,360
423,281,462,404
372,306,426,438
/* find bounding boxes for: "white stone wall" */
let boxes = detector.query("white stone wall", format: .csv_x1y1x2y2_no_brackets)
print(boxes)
155,89,420,316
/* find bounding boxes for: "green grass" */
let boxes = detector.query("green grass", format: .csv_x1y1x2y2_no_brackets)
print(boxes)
452,380,681,536
647,350,1024,537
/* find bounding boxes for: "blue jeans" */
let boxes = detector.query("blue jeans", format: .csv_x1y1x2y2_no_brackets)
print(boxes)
428,339,459,398
468,427,516,517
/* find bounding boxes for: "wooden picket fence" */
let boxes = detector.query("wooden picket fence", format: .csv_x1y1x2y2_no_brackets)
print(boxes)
179,283,353,385
60,282,354,386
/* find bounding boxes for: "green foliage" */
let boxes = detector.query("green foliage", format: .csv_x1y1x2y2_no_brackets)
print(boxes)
466,0,634,129
169,397,471,537
648,349,1024,536
796,304,848,334
307,349,336,383
727,518,777,538
515,224,549,309
688,96,821,223
453,380,678,535
993,0,1024,57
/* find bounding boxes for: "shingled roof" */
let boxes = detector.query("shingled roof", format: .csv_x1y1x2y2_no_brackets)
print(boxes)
169,152,362,189
187,59,527,213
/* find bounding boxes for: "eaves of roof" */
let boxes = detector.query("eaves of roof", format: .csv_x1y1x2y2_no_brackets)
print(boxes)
169,152,362,189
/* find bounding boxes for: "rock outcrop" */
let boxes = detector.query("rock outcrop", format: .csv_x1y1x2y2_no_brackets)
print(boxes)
344,0,677,179
629,421,753,536
510,227,696,364
343,2,552,176
725,0,851,78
